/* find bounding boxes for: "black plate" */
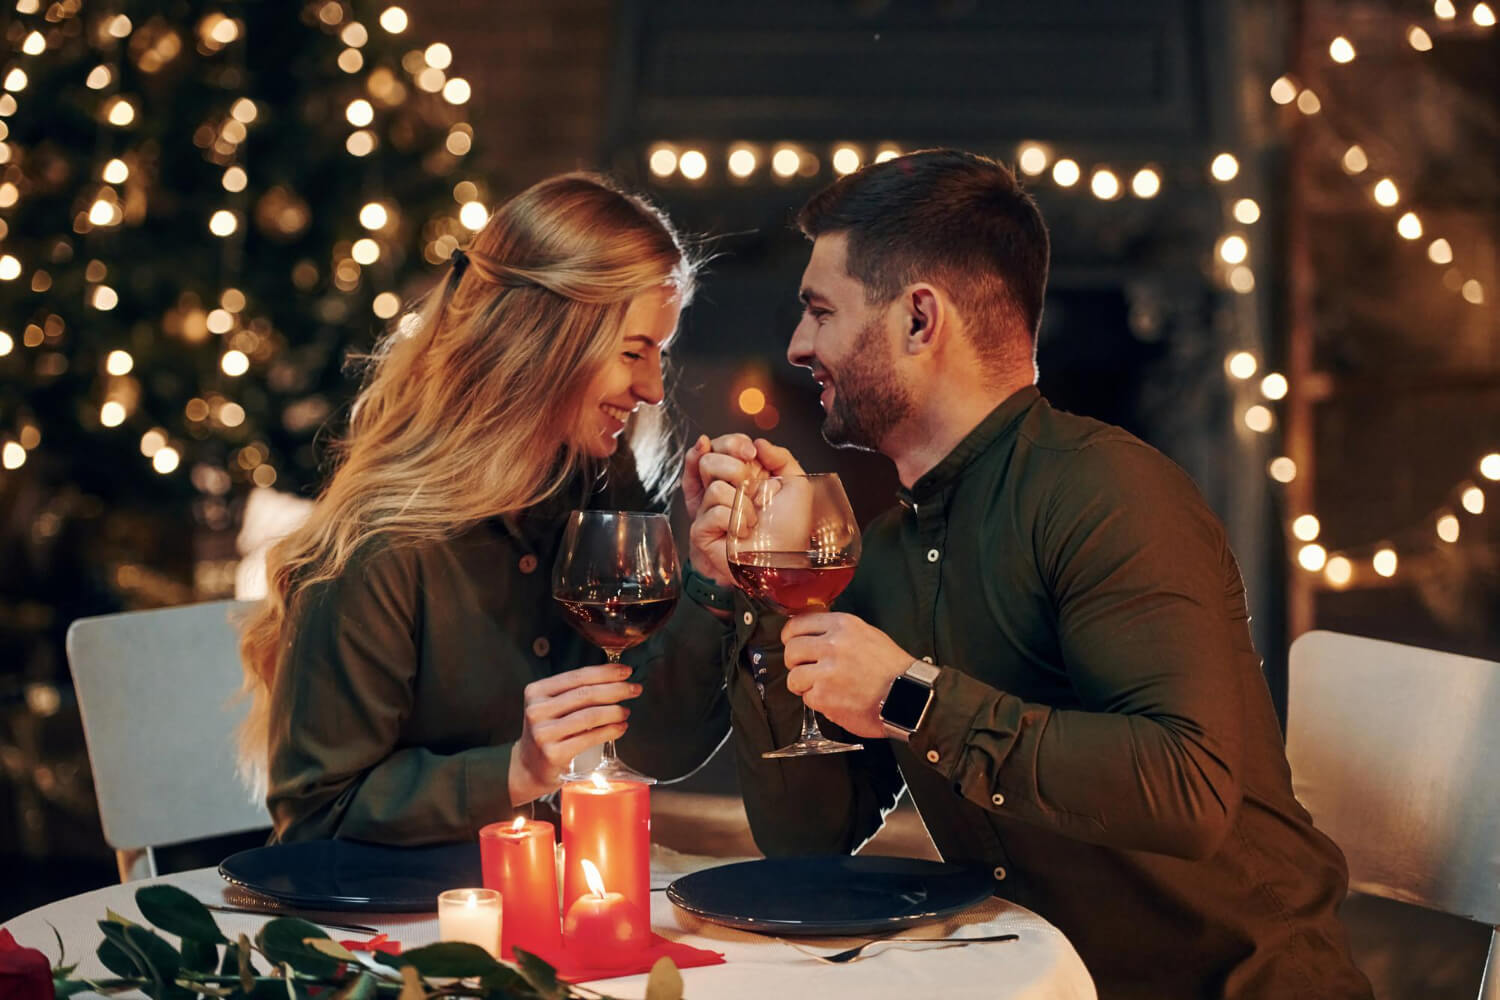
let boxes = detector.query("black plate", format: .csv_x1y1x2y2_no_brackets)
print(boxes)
219,840,481,912
665,855,993,936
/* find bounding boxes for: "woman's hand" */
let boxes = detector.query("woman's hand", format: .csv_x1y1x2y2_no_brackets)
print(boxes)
508,664,641,805
683,433,805,587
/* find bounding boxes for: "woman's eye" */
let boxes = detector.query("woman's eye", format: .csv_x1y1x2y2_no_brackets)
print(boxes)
623,351,644,361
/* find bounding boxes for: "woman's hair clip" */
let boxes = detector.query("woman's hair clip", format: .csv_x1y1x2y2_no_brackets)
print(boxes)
450,247,470,278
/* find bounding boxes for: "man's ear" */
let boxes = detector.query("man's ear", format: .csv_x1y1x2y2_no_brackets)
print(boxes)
903,285,943,354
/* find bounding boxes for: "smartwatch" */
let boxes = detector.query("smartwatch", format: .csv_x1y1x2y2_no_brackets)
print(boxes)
879,661,940,741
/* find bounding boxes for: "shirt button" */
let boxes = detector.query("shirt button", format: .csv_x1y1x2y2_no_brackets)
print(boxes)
921,656,934,664
991,792,1005,807
926,549,940,563
742,611,754,626
518,554,538,574
531,637,551,657
925,750,939,764
993,866,1007,881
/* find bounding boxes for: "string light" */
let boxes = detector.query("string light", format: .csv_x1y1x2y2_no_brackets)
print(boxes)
1017,143,1049,176
102,158,129,183
1229,266,1256,293
1218,235,1249,264
1210,153,1239,182
100,401,126,427
1341,145,1369,174
1407,26,1434,50
106,98,135,127
346,99,373,127
832,146,861,175
1292,514,1321,541
1396,212,1422,239
1260,373,1288,400
1,442,24,470
771,147,801,178
105,350,133,375
209,210,238,236
1298,544,1327,572
1325,556,1353,587
1090,168,1121,200
1268,457,1297,483
206,309,233,334
727,146,757,178
0,331,11,356
1461,486,1485,515
1474,3,1496,27
1372,178,1399,207
1130,168,1160,198
1051,159,1080,187
1436,514,1460,543
1372,549,1398,578
1461,280,1484,304
1427,238,1452,264
1481,454,1500,480
342,23,369,47
379,6,408,33
1244,405,1274,433
873,145,901,164
425,43,452,69
92,285,118,310
219,402,245,427
459,201,488,230
1226,351,1258,379
678,150,707,180
359,202,389,230
648,146,677,177
1233,198,1260,224
1269,76,1298,104
152,447,180,474
351,238,380,264
737,387,766,415
442,78,471,105
21,31,44,55
1434,0,1456,18
1328,37,1356,63
221,350,249,376
0,255,20,281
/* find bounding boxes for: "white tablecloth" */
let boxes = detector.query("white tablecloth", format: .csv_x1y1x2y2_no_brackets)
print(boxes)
3,859,1095,1000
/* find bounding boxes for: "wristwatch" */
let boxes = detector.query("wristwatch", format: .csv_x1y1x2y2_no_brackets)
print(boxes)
879,661,940,742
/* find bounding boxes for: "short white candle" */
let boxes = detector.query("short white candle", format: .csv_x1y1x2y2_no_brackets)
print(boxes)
437,888,502,958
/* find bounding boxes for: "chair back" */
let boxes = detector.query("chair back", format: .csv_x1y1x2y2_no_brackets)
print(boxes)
65,600,269,879
1287,630,1500,998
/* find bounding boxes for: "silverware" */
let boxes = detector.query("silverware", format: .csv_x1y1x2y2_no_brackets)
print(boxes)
204,903,381,935
784,932,1020,964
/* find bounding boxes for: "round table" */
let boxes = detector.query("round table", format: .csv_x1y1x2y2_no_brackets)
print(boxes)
3,862,1095,999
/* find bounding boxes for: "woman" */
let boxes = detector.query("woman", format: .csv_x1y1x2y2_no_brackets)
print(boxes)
237,173,730,844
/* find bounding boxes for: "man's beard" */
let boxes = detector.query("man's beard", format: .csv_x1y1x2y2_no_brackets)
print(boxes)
821,317,914,452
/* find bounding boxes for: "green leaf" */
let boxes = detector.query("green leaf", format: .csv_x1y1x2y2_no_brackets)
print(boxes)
388,942,500,980
50,922,68,967
330,970,378,1000
511,948,564,1000
105,909,138,928
54,979,96,999
303,939,358,964
255,919,339,978
643,957,682,1000
97,936,141,978
137,886,228,945
477,963,531,994
125,925,194,1000
181,936,220,974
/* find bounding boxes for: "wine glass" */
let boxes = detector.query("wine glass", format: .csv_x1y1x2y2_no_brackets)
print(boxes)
727,473,863,758
552,510,680,783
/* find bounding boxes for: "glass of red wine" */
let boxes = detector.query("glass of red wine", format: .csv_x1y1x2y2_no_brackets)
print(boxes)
552,510,680,784
727,473,863,758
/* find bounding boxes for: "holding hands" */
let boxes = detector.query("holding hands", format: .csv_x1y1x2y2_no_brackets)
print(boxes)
682,433,804,587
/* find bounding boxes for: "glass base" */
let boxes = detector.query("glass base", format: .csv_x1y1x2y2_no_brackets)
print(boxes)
762,736,863,759
561,756,658,785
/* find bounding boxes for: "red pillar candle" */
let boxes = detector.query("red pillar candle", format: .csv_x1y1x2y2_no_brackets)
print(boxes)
480,817,562,961
560,773,650,941
562,859,647,968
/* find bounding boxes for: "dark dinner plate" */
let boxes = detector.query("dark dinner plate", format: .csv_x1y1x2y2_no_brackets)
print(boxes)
665,855,993,936
219,840,481,912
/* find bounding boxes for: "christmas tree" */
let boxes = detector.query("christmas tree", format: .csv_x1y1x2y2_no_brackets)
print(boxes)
0,0,484,851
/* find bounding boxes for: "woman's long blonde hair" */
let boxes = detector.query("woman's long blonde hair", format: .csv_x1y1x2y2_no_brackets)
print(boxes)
236,173,696,791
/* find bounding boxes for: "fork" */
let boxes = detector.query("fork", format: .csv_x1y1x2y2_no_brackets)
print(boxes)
783,932,1019,964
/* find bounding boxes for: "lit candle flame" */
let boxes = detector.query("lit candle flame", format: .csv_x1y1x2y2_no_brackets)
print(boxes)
465,890,477,909
511,816,527,832
581,858,607,899
590,772,611,791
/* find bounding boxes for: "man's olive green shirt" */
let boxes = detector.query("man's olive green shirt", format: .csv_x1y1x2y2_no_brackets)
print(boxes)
266,455,730,845
726,387,1371,999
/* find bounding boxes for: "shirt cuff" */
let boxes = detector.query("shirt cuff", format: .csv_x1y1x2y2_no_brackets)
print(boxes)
464,743,517,835
905,668,1005,788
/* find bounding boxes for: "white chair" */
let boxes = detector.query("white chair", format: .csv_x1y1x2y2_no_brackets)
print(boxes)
65,600,270,881
1287,630,1500,999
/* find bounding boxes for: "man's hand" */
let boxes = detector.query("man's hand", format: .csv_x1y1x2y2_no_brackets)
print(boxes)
782,612,915,738
683,433,805,587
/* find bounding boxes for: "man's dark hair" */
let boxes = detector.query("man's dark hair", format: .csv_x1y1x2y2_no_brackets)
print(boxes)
797,148,1050,369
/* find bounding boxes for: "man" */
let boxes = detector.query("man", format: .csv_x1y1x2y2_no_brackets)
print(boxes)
681,150,1372,998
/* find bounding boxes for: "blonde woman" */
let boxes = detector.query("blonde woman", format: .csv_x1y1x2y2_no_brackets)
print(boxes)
237,173,729,844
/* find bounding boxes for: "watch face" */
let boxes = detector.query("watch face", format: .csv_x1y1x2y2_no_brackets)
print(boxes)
882,675,932,731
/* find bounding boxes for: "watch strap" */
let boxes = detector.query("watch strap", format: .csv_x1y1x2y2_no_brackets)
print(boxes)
684,562,734,614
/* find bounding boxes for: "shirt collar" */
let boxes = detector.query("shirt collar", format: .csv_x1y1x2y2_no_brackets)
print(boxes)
899,385,1040,505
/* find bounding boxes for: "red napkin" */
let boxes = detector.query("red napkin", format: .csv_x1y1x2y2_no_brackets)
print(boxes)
509,934,725,984
339,934,402,955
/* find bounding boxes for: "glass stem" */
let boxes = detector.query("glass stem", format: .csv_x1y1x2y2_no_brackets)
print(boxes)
602,648,623,763
800,704,825,742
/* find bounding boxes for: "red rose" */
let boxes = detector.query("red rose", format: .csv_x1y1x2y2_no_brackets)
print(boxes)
0,928,54,1000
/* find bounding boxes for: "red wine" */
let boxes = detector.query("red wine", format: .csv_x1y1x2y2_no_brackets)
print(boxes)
555,595,678,654
728,551,856,614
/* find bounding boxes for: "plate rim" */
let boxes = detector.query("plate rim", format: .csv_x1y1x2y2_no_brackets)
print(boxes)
218,840,479,913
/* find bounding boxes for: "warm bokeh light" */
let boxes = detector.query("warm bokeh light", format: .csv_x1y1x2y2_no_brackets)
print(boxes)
379,6,408,32
0,331,11,356
873,145,901,164
1244,405,1273,433
425,43,453,69
1090,169,1121,200
678,150,707,180
0,255,20,281
1341,145,1368,174
106,97,135,127
139,429,166,457
1427,238,1453,264
221,349,249,376
105,350,133,376
2,441,25,470
152,446,180,474
771,147,801,178
346,99,374,127
737,387,766,416
342,23,368,47
92,285,118,310
1269,76,1297,104
1480,453,1500,480
1233,198,1260,224
1324,556,1353,587
100,401,126,427
1297,544,1327,572
22,30,44,55
1373,178,1399,207
1210,153,1238,182
1436,514,1460,543
1018,144,1049,176
1130,168,1160,198
1227,351,1258,379
442,78,471,105
219,402,245,427
373,291,400,318
1372,549,1398,578
832,146,861,175
728,146,757,178
1296,89,1322,115
648,146,677,177
1461,279,1484,304
1260,373,1288,400
1218,235,1249,265
222,165,247,192
1396,212,1422,239
1292,514,1321,541
1475,3,1497,26
360,202,389,230
1229,265,1256,293
352,238,380,265
1435,0,1457,17
103,158,129,184
87,65,112,90
1268,456,1298,483
206,308,233,334
4,69,28,93
1328,36,1356,62
1461,486,1485,514
459,200,488,230
1051,159,1080,187
1408,25,1434,50
89,199,118,226
209,210,237,236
